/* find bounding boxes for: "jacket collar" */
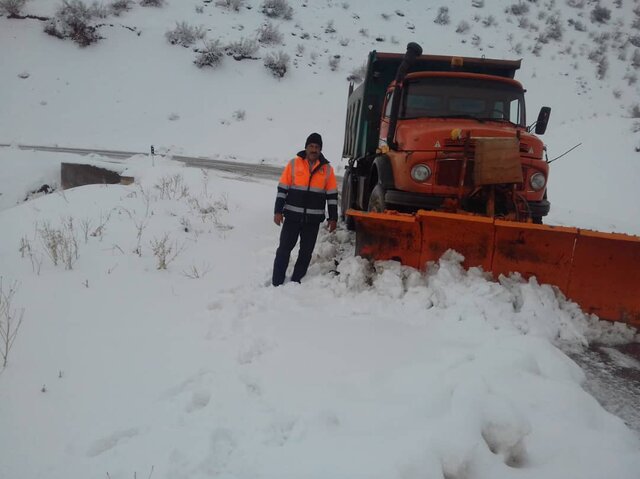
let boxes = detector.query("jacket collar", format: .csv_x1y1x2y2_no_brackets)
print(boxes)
297,150,329,166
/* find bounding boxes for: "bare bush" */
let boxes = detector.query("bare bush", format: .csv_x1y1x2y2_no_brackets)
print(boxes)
456,20,470,34
150,234,183,270
325,19,336,33
261,0,292,19
590,5,611,24
632,49,640,68
182,263,213,279
328,54,340,71
165,21,206,47
568,18,586,31
132,217,148,256
39,218,79,270
80,217,92,243
195,39,225,68
154,174,190,199
90,1,109,18
257,21,282,44
631,104,640,118
264,50,289,78
482,15,497,27
226,37,259,60
44,0,102,47
18,235,43,274
472,0,484,7
140,0,163,6
508,2,529,15
215,0,244,11
566,0,585,7
109,0,133,15
592,53,608,79
0,0,27,16
0,279,24,368
434,6,450,25
90,210,112,240
233,109,246,120
544,13,563,41
188,194,230,227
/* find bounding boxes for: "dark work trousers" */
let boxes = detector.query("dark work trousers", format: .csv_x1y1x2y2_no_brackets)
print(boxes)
272,219,320,286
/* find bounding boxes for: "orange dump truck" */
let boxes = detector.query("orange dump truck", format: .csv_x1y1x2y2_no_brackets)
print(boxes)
341,43,640,327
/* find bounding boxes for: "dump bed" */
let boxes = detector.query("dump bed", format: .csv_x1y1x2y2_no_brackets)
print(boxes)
342,52,522,160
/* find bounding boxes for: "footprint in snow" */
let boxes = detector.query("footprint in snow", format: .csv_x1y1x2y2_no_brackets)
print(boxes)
185,389,212,413
86,428,139,457
237,337,272,365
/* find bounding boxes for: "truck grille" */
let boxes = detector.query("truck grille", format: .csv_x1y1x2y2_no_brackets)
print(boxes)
435,159,475,187
436,160,528,188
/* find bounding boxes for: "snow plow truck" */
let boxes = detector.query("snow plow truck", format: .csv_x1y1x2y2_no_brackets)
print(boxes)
341,43,640,328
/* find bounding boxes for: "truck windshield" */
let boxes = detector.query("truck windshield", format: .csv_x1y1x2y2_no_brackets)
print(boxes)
400,77,526,126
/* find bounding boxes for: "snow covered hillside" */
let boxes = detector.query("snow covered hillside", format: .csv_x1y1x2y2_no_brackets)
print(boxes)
2,0,640,231
1,1,640,478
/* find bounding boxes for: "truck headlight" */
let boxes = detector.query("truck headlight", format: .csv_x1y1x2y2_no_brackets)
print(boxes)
411,164,432,182
530,172,546,191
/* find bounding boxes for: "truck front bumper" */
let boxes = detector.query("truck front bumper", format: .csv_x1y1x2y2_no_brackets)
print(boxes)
385,190,551,217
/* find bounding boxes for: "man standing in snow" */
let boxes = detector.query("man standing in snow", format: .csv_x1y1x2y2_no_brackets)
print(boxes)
272,133,338,286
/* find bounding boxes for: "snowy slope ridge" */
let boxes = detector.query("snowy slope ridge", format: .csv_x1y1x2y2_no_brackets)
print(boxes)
2,0,639,233
1,154,639,478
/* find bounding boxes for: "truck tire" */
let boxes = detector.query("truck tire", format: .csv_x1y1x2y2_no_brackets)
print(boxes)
367,184,387,212
340,169,355,230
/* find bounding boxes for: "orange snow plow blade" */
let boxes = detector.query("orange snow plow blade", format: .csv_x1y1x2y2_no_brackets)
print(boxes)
347,209,640,327
568,230,640,327
352,210,422,268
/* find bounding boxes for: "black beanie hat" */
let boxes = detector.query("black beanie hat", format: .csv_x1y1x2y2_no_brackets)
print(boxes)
305,132,323,149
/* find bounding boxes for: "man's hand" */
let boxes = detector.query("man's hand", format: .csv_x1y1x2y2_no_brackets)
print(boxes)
327,219,337,232
274,213,283,226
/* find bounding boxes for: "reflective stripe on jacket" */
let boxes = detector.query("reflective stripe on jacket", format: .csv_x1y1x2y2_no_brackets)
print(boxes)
274,151,338,223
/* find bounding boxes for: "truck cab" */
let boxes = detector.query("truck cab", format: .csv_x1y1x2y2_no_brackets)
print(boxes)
341,44,551,226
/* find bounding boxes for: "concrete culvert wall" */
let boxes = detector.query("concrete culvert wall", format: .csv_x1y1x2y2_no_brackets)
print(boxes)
61,163,133,189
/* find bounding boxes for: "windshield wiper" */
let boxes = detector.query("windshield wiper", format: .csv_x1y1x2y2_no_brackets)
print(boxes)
428,114,485,122
477,117,518,126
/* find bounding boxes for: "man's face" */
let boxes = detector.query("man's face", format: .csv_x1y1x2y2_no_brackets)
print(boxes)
305,143,321,161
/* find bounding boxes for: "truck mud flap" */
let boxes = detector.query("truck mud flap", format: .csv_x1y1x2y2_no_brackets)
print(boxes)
347,209,640,327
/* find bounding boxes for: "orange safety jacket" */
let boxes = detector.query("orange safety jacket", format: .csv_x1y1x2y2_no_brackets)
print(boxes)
274,151,338,223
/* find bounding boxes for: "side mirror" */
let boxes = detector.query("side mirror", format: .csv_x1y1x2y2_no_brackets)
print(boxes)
534,106,551,135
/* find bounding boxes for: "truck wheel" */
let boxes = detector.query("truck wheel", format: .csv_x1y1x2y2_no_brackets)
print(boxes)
340,169,355,230
367,184,387,212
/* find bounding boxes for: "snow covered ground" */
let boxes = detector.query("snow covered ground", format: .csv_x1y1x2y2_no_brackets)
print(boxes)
2,1,640,478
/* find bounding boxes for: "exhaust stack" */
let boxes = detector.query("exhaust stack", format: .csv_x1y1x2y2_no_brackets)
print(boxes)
386,42,423,149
